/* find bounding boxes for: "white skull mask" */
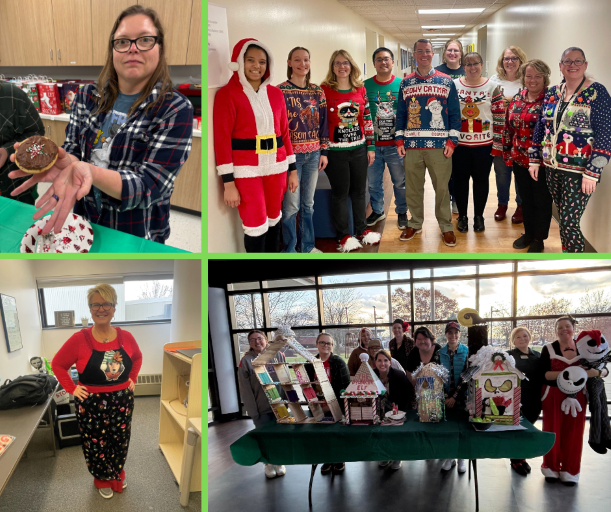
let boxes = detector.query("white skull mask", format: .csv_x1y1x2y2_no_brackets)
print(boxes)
575,332,609,362
556,366,588,395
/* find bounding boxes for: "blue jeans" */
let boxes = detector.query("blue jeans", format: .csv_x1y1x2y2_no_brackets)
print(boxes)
367,145,408,215
281,150,320,253
493,156,521,206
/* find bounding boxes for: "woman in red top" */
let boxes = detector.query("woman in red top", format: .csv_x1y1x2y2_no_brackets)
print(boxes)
502,59,552,253
52,284,142,499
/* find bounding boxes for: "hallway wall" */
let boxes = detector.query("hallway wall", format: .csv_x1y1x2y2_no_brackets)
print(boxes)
460,0,611,252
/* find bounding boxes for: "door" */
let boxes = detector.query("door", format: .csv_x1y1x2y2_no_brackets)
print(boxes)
52,0,93,66
18,0,57,66
477,26,488,77
91,0,134,65
0,0,24,66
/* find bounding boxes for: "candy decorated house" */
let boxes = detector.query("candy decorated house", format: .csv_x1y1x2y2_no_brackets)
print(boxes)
465,346,526,425
340,354,386,425
252,326,343,424
413,363,448,422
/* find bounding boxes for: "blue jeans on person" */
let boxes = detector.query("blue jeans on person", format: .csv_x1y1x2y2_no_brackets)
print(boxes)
493,156,521,206
281,150,320,253
367,145,408,215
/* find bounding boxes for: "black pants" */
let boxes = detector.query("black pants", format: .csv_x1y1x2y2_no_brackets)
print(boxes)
513,163,553,241
244,222,281,253
587,378,611,447
451,144,493,217
325,145,368,240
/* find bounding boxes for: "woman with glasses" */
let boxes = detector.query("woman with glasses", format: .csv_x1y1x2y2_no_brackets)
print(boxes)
530,47,611,252
9,5,193,244
490,46,527,225
52,284,142,499
321,50,380,252
306,333,350,474
452,52,504,233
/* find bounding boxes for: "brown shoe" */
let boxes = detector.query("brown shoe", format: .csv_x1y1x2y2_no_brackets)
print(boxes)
494,204,508,221
511,205,523,224
442,231,457,247
399,227,422,241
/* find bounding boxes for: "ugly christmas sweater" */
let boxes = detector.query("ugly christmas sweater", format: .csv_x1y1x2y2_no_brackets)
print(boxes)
51,327,143,394
320,85,374,151
277,81,329,155
364,75,402,146
395,68,461,150
453,77,505,150
529,82,611,182
502,88,546,168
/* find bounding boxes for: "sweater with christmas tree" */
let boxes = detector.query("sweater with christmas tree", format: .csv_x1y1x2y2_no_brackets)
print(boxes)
395,68,461,150
364,75,402,146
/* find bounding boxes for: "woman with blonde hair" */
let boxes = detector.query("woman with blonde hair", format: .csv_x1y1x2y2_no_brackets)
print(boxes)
10,5,193,243
348,327,373,375
52,284,142,499
490,46,528,225
435,39,465,80
321,50,380,252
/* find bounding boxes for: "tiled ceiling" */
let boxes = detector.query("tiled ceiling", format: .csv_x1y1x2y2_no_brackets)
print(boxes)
337,0,509,47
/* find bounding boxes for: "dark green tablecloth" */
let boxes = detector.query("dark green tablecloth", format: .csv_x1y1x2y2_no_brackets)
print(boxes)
0,196,187,253
230,410,555,466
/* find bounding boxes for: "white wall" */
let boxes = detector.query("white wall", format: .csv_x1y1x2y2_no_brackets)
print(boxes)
460,0,611,252
0,261,43,382
208,0,408,252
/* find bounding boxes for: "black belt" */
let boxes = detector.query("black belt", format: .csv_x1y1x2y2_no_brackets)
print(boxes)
232,136,283,152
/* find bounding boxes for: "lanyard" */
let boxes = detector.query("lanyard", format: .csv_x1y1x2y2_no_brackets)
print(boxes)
555,77,586,130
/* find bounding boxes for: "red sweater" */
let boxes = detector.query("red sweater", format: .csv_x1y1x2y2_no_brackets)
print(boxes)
51,327,143,394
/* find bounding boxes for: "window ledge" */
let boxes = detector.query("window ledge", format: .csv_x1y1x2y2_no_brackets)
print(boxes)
42,320,171,330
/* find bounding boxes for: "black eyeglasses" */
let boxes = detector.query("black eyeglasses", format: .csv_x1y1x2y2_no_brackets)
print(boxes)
112,36,159,52
89,302,115,311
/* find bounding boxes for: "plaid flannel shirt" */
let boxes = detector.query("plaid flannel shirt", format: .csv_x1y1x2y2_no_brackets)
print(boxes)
63,82,193,243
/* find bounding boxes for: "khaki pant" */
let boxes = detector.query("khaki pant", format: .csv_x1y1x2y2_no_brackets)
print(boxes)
404,148,453,233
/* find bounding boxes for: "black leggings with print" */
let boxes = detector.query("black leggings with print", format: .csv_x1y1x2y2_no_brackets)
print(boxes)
75,388,134,491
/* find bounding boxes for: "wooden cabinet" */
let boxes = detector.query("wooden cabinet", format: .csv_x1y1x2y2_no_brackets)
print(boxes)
0,0,24,66
171,137,201,212
50,120,69,147
18,0,57,66
159,341,201,493
91,0,133,65
185,0,201,65
51,0,93,66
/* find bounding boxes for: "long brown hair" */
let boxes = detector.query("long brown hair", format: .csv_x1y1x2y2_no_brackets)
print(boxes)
287,47,312,88
322,49,363,91
95,5,173,116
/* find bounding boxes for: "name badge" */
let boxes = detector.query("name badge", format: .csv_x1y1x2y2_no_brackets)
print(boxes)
520,355,529,359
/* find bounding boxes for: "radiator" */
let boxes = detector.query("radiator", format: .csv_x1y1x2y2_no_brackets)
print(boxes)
135,374,162,396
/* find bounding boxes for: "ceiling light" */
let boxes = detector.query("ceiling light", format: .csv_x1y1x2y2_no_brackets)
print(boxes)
422,25,465,29
419,8,485,14
423,33,456,36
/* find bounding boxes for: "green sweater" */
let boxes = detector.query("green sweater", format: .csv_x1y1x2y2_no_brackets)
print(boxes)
364,75,402,146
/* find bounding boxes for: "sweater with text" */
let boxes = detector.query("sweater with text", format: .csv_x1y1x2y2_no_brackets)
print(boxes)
364,75,402,146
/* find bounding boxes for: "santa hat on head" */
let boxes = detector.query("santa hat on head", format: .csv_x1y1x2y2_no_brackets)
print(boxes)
425,97,439,109
576,329,603,347
227,38,274,89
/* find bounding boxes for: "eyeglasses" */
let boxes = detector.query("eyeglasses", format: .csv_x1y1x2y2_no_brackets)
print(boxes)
415,50,433,55
318,341,333,347
375,57,392,63
503,57,520,62
561,59,586,66
89,302,115,311
112,36,159,52
249,336,266,343
464,61,482,67
446,49,461,53
333,61,351,68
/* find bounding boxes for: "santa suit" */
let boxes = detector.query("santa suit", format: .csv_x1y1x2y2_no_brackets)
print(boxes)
213,38,296,243
540,341,587,483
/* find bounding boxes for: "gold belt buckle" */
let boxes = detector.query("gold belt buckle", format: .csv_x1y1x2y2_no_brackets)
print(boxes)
256,134,277,154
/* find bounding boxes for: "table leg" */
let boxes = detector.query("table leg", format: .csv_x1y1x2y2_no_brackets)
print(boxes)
472,459,479,512
48,403,57,457
468,458,471,479
308,464,317,508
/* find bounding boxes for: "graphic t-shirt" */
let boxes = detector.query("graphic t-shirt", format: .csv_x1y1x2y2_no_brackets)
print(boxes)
435,63,465,80
364,75,402,146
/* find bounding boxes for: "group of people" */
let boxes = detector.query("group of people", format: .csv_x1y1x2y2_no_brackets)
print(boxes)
239,315,609,486
214,37,610,253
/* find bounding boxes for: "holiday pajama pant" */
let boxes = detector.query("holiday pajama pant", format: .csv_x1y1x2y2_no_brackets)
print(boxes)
587,378,611,448
541,386,586,479
546,169,592,252
75,388,135,492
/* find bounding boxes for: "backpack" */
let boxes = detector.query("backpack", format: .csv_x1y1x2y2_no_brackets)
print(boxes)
0,374,58,410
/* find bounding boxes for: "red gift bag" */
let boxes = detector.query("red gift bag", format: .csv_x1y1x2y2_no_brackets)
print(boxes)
37,82,62,115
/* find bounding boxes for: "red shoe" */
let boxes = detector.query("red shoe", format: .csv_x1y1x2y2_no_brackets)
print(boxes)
511,205,523,224
494,204,508,221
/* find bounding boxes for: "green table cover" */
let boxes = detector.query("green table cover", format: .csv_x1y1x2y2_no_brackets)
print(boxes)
0,196,187,253
230,410,555,466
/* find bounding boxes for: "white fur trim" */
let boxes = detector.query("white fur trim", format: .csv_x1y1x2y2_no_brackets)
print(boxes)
541,385,550,402
338,237,362,252
233,161,288,179
328,137,366,149
361,231,382,245
243,220,269,237
559,471,579,483
360,353,369,362
541,467,559,478
268,213,282,227
287,154,296,164
217,163,234,176
228,62,240,71
236,40,274,91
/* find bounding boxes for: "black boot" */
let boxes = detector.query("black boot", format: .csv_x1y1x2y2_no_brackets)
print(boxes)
473,215,485,232
244,233,266,253
265,223,281,253
457,216,468,233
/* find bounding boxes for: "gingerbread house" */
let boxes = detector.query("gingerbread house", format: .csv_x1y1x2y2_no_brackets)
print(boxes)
465,345,526,425
340,353,386,425
413,363,448,422
252,326,343,424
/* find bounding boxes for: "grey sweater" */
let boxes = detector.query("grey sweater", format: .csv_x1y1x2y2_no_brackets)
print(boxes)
238,348,285,421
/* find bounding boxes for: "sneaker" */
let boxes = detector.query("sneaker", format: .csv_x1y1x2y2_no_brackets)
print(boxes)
399,227,422,241
379,460,392,467
99,488,114,499
545,477,559,483
398,213,408,230
333,463,345,472
473,215,485,232
274,465,286,476
457,459,466,473
366,211,386,226
264,464,277,479
511,205,523,224
441,459,456,472
527,239,544,253
456,216,468,233
511,460,528,476
360,230,382,245
513,234,533,250
321,463,333,474
589,441,608,454
308,247,323,253
391,460,402,470
522,461,532,473
452,201,458,214
337,235,362,253
494,204,508,221
442,231,456,247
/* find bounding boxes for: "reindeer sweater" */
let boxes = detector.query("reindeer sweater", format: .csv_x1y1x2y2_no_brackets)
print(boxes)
277,81,329,155
395,68,461,150
364,75,402,146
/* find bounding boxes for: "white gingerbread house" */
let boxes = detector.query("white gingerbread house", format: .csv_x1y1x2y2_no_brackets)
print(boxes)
340,354,386,425
252,326,343,424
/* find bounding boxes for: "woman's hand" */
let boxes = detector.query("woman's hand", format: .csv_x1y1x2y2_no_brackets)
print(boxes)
367,150,375,166
288,171,299,193
318,155,328,172
128,378,135,392
223,181,241,208
582,178,597,194
582,367,601,378
9,143,75,194
445,397,456,408
73,385,90,401
529,165,539,181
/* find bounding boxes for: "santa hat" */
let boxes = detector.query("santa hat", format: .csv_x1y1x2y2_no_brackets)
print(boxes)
227,38,274,89
426,97,438,108
576,329,603,347
402,321,410,332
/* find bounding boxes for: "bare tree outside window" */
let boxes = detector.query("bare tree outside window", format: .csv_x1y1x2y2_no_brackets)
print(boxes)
137,280,173,299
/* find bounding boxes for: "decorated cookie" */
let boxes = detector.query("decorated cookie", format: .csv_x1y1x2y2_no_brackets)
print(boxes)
14,135,59,174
